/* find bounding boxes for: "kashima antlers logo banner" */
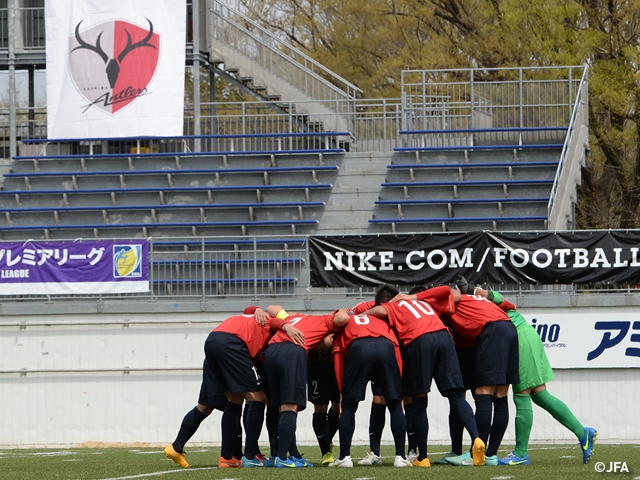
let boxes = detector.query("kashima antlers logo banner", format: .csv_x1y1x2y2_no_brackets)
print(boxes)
69,19,160,115
45,0,185,138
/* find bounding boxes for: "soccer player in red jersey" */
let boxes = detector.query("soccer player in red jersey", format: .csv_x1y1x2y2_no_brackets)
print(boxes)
204,306,304,468
263,308,350,468
403,285,520,466
164,358,240,468
363,286,486,467
467,283,596,465
306,334,341,465
330,310,410,468
350,285,419,464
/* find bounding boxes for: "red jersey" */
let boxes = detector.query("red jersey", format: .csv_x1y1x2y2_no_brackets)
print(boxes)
413,285,457,315
269,311,343,351
214,313,287,359
447,294,511,345
332,313,402,392
350,300,375,315
382,298,449,345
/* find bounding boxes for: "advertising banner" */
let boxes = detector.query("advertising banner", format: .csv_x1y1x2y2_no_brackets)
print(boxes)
515,307,640,369
0,240,149,295
45,0,186,138
309,231,640,287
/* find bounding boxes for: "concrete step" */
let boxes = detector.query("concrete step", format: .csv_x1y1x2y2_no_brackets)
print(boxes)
331,175,386,188
325,190,381,207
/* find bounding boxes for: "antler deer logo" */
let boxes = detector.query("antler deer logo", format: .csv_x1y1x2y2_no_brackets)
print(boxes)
68,18,160,114
72,19,156,89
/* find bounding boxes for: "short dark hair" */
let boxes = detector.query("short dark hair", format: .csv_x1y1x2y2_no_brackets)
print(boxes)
375,284,399,305
408,285,426,295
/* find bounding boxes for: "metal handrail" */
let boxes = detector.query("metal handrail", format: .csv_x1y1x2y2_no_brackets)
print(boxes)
547,65,590,226
210,0,361,100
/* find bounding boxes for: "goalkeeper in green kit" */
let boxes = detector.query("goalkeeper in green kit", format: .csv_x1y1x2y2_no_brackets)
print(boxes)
456,277,597,466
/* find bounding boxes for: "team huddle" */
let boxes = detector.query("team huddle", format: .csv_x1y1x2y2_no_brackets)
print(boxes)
163,279,597,469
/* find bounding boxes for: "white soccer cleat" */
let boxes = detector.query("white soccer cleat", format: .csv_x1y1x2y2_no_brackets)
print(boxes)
358,451,383,465
394,455,413,467
330,456,353,468
407,449,418,463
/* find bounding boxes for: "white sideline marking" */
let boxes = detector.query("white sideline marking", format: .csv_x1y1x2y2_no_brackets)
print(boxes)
491,477,514,480
560,455,576,458
99,467,215,480
33,451,75,456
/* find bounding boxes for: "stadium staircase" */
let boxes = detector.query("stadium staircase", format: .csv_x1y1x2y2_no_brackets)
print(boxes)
207,0,361,134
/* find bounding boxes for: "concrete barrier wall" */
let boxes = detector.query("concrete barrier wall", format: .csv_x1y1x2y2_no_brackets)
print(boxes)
0,308,636,447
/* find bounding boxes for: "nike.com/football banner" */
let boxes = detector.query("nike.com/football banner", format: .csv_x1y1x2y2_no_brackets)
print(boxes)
45,0,186,138
309,231,640,287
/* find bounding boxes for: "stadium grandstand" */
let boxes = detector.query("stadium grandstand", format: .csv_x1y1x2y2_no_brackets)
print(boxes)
0,0,637,452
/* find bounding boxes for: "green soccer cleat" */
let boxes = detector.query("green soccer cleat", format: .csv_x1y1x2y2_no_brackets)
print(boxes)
445,451,471,466
321,452,335,465
432,451,457,465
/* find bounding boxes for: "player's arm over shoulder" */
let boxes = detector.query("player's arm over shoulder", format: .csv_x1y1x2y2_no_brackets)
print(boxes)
332,309,350,329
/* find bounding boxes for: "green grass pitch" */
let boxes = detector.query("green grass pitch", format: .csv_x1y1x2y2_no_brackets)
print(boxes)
0,443,637,479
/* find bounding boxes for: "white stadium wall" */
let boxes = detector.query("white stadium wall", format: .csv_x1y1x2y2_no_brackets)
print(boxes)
0,307,638,447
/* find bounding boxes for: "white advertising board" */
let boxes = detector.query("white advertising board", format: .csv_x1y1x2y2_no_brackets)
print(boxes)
517,306,640,368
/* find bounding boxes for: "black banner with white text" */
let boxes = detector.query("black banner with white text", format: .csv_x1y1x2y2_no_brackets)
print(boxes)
308,231,640,287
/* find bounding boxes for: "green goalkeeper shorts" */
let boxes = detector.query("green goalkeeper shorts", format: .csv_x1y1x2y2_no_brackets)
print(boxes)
513,321,555,392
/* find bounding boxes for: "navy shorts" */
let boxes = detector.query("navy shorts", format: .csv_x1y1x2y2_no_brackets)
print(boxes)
371,381,384,397
255,360,271,400
308,360,340,405
342,337,403,405
204,331,262,394
403,330,464,397
264,341,308,410
475,320,520,387
456,345,477,391
198,358,228,410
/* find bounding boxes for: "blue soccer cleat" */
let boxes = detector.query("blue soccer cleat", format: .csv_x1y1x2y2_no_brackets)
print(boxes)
580,427,597,464
290,455,314,467
274,457,297,468
498,452,530,466
257,454,275,467
241,456,264,468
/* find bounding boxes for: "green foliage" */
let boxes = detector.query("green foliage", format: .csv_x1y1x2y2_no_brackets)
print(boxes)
242,0,640,228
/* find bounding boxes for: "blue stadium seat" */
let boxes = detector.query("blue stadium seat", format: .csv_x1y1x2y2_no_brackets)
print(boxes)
4,165,339,179
0,219,319,238
394,144,563,152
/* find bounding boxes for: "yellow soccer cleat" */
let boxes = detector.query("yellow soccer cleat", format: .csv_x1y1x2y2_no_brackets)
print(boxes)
164,444,190,468
411,457,431,467
472,437,486,466
322,452,335,465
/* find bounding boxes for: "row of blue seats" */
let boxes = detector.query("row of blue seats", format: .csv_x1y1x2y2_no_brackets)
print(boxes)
14,149,344,162
0,183,331,198
0,201,325,215
0,219,318,234
6,165,338,179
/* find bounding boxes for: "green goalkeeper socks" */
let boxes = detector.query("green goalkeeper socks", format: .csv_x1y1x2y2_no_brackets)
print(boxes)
513,393,534,458
531,389,584,439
